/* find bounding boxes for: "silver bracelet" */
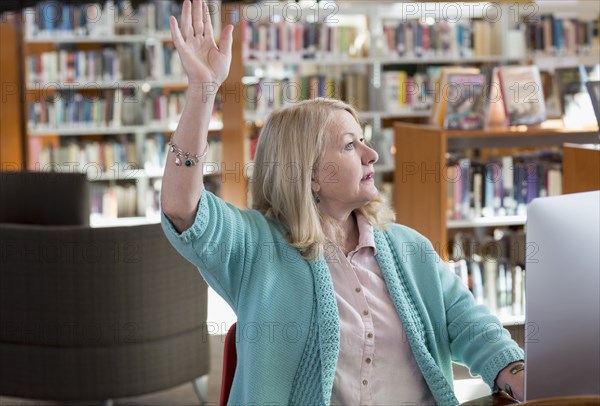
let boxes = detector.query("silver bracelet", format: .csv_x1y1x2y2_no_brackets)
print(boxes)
168,140,209,167
503,362,525,399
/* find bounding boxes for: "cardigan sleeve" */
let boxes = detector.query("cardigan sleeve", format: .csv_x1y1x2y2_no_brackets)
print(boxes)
437,259,524,389
161,188,267,310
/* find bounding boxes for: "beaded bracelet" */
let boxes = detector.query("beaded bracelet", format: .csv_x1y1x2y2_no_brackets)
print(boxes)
503,362,525,399
168,140,209,167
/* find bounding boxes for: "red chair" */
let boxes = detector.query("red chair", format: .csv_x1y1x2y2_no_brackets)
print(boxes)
219,323,237,406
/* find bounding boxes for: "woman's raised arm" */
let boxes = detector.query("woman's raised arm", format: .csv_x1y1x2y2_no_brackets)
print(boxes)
161,0,233,233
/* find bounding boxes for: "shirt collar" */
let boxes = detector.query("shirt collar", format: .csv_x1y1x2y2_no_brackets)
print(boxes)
354,211,377,256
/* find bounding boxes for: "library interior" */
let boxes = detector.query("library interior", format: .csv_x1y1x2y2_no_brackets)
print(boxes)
0,0,599,405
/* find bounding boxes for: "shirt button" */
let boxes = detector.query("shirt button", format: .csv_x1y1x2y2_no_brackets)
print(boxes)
363,310,369,316
355,287,361,293
367,332,373,339
366,357,372,364
363,379,368,385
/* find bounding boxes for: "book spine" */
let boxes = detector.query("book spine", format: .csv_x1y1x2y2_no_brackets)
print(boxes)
470,261,484,305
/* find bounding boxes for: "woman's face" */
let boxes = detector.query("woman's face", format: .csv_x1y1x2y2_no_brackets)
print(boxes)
312,110,379,216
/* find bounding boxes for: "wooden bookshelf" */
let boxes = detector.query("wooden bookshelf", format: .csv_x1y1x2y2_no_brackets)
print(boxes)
10,1,249,222
6,0,599,219
0,21,24,169
393,121,600,261
220,2,247,209
563,143,600,194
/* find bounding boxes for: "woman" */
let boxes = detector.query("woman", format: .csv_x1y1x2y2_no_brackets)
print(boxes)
161,1,525,405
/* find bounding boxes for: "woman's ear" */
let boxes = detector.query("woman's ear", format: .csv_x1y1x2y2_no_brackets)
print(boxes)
310,164,319,193
311,179,320,193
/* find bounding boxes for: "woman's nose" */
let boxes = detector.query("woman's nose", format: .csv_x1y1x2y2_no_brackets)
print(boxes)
364,146,378,166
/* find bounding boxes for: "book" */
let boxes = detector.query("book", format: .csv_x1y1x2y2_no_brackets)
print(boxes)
442,73,487,130
430,67,480,127
555,65,600,128
525,15,600,56
540,70,563,119
497,65,546,126
443,150,563,220
469,259,484,305
470,160,485,218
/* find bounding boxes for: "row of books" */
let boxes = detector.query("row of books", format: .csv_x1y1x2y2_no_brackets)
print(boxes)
449,230,526,316
450,259,525,316
121,1,183,35
144,91,187,125
25,1,117,38
244,72,370,116
27,134,224,177
27,43,183,83
243,20,365,61
27,90,221,129
446,151,563,221
24,1,183,38
28,48,120,83
28,90,126,129
243,62,598,128
142,90,221,126
242,14,536,61
91,177,223,221
146,43,183,81
383,71,432,112
90,178,222,220
383,19,499,59
28,135,137,173
431,65,549,128
524,15,600,56
429,64,600,129
90,183,139,218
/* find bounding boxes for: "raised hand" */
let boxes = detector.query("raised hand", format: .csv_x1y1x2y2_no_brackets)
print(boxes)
169,0,234,88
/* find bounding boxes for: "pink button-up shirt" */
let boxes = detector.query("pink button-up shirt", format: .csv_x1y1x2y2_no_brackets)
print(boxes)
327,211,436,406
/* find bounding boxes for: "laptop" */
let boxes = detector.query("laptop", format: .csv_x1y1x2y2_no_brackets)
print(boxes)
524,191,600,400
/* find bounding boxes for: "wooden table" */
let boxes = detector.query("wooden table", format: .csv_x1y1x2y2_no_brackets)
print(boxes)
460,392,518,405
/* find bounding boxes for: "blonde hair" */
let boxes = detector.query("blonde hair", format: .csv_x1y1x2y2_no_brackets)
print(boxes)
249,98,396,261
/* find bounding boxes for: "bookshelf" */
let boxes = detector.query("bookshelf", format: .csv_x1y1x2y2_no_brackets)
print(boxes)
393,121,599,260
238,0,599,208
563,143,600,194
227,0,599,323
0,19,24,169
19,0,250,224
240,1,531,122
236,0,544,210
393,121,599,320
8,0,599,223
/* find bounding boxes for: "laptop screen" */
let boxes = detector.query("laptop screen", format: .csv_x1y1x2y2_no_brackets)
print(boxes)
525,192,600,400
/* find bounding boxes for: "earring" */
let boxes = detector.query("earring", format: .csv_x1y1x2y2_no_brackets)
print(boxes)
314,193,320,204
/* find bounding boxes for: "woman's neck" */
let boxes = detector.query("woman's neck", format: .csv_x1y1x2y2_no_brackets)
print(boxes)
340,211,359,256
321,209,359,255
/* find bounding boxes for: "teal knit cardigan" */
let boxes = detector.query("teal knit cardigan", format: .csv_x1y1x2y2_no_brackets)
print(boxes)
162,190,524,406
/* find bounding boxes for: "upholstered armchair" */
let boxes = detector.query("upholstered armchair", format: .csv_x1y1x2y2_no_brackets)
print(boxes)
0,172,210,404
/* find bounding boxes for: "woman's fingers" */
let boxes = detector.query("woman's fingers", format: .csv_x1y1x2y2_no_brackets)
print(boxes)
202,0,214,42
181,0,193,40
192,0,204,38
218,24,234,58
169,16,185,50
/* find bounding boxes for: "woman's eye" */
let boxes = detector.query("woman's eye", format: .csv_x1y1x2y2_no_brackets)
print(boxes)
345,138,365,150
